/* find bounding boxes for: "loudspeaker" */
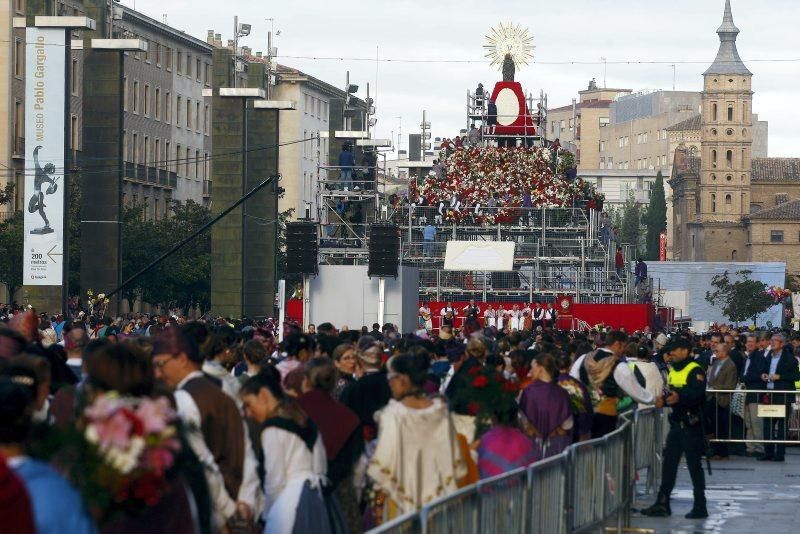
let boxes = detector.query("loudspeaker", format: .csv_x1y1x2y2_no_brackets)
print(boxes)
368,223,400,278
286,222,318,275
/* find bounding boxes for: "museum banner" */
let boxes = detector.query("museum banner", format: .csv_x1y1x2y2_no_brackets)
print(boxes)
24,28,65,286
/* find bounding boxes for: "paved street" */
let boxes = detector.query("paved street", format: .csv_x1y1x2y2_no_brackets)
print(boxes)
632,449,800,533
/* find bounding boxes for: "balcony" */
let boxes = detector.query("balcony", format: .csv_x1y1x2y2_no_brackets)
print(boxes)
136,164,146,181
125,161,135,179
202,180,212,196
168,171,177,188
158,168,168,186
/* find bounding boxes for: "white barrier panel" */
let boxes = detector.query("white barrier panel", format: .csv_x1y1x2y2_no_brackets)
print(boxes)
444,241,515,272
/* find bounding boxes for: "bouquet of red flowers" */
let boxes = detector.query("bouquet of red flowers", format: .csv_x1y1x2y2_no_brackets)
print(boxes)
33,392,182,524
767,286,791,303
455,365,521,440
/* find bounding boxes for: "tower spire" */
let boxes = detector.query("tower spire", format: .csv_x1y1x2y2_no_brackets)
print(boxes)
704,0,750,76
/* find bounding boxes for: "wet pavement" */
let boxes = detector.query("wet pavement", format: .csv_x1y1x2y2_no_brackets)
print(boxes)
630,449,800,533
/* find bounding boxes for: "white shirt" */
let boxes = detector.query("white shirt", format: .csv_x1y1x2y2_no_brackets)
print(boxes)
570,352,655,405
175,371,237,524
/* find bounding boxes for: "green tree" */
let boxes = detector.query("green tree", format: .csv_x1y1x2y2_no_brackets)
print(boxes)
705,269,774,326
644,171,667,261
120,200,212,314
619,192,642,254
0,211,24,300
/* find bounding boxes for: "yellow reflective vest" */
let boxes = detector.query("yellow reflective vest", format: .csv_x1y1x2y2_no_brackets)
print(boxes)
668,361,702,389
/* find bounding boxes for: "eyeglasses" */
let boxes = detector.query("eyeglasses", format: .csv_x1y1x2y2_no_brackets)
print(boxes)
153,355,177,369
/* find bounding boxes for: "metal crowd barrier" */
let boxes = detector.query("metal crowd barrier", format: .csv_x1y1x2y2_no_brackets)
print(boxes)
369,410,662,534
706,389,800,443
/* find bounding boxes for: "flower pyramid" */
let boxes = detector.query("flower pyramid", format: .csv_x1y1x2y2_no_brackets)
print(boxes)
418,146,596,224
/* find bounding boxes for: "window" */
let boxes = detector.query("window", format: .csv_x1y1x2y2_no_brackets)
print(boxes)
204,105,210,134
123,76,128,110
155,88,161,120
186,148,192,177
711,194,717,213
14,39,23,77
176,144,181,174
624,136,629,146
132,133,139,164
600,157,605,169
726,150,733,168
205,153,210,180
568,118,574,130
711,149,717,167
176,51,183,74
176,96,182,126
71,59,78,95
195,150,200,178
599,117,609,128
15,0,23,14
607,157,613,169
165,141,170,170
618,137,623,148
186,99,192,129
771,230,784,243
186,54,192,78
195,102,201,132
155,43,161,66
725,194,732,205
154,139,161,170
560,120,565,130
643,132,648,143
166,47,173,70
144,136,150,168
727,104,734,122
600,141,605,152
712,103,717,121
13,101,22,153
196,58,201,81
133,81,139,113
144,85,151,116
731,250,737,261
205,64,212,86
165,91,172,123
145,40,151,62
70,116,78,150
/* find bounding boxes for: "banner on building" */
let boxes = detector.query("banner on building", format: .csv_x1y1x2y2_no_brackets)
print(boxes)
24,28,65,286
659,232,667,262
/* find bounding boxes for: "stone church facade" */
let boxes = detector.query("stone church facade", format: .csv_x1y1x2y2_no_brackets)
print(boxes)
670,1,800,275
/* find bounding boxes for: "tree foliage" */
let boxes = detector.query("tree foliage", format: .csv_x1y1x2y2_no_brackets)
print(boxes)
619,192,642,255
0,211,24,300
705,270,774,325
121,200,212,313
644,171,667,261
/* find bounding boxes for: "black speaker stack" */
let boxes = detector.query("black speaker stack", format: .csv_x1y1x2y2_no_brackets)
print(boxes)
368,223,400,278
285,222,318,275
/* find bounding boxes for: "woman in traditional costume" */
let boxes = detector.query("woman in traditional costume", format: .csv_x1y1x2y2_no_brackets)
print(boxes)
365,354,466,526
241,368,343,534
483,305,496,329
518,353,573,461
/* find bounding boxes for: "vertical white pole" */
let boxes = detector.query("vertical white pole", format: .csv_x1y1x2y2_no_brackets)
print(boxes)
302,274,311,332
278,279,286,342
378,277,386,327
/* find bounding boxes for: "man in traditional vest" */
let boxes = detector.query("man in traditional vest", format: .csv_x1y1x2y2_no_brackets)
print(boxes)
642,336,708,519
153,328,250,530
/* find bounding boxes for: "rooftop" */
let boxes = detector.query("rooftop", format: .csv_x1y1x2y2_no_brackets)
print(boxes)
746,199,800,221
751,158,800,182
704,0,751,76
666,114,702,132
547,100,612,114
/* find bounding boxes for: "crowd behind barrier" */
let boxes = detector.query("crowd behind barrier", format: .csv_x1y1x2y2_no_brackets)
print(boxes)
370,408,666,534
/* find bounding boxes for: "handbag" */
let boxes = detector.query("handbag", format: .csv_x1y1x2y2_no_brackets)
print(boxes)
731,382,746,419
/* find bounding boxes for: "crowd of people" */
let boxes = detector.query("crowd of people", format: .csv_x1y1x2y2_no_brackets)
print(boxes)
0,304,798,532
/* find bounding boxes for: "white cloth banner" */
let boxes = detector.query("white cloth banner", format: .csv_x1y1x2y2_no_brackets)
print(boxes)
443,241,515,272
24,28,65,286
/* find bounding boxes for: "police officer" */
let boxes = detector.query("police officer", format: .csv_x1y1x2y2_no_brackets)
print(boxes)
642,336,708,519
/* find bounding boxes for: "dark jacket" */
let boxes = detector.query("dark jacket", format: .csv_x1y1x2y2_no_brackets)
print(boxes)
339,370,391,441
758,347,800,403
668,358,707,423
338,149,355,169
741,350,766,403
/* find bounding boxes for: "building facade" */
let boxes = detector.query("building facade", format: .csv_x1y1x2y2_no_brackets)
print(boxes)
546,81,631,170
670,1,800,275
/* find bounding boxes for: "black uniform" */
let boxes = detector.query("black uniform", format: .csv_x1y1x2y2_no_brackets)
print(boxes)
646,357,708,518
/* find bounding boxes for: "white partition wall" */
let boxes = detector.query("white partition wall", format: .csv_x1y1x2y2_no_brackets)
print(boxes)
308,265,419,333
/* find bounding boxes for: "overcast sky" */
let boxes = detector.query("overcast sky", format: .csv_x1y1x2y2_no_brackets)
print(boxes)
125,0,799,158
